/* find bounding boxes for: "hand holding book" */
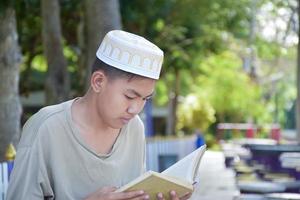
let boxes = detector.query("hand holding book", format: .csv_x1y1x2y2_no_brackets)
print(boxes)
116,145,206,200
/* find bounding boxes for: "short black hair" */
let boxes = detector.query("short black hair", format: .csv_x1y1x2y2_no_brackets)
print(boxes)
91,58,142,81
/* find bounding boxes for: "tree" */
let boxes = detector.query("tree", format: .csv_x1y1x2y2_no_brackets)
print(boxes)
120,0,253,135
0,4,22,161
41,0,70,104
177,93,216,133
297,0,300,142
254,0,298,138
81,0,122,89
195,51,271,124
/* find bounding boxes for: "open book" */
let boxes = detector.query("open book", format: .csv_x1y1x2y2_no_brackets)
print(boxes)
116,145,206,199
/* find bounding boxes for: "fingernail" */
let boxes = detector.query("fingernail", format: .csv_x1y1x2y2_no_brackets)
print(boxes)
157,193,163,198
143,195,150,199
139,190,145,195
170,190,176,196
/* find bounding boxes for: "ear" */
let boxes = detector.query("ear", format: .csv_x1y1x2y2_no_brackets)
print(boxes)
90,71,107,93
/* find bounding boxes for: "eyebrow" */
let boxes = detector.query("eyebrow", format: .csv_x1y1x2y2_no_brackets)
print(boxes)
127,89,154,99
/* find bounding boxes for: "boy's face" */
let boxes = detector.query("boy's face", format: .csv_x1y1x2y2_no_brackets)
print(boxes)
94,74,156,129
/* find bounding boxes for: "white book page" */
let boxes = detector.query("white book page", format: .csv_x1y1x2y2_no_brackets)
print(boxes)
162,145,206,183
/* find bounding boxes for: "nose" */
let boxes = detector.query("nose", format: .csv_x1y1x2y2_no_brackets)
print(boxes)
127,100,146,115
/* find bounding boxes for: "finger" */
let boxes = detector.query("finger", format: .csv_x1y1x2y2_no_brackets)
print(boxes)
100,186,118,193
179,192,192,200
156,192,164,200
169,190,180,200
131,194,150,200
111,190,145,199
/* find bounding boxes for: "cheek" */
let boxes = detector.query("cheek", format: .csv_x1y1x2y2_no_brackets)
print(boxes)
101,85,129,113
108,94,129,112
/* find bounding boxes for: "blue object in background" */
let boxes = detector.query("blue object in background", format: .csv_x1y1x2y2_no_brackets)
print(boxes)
158,154,178,172
7,161,14,179
144,99,154,137
196,132,205,148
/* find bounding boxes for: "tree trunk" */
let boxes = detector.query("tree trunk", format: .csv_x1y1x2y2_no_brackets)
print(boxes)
166,92,175,136
166,69,180,135
0,8,22,161
76,10,87,95
41,0,69,105
82,0,122,89
248,0,257,80
296,0,300,143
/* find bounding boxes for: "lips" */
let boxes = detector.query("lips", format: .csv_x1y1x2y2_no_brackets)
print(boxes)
121,117,132,124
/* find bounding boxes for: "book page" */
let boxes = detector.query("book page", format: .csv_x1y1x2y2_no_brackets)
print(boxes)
161,145,206,183
116,171,193,199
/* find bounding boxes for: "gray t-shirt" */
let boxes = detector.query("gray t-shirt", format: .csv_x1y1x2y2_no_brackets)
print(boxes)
7,99,146,200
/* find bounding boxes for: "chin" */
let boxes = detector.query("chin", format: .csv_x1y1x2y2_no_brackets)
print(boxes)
107,119,130,129
114,125,125,129
110,122,126,129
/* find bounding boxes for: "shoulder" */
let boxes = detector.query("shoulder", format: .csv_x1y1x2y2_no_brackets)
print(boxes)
123,115,145,148
18,100,72,148
123,115,145,140
128,115,144,131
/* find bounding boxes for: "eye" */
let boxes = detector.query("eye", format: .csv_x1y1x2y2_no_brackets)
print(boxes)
125,95,135,100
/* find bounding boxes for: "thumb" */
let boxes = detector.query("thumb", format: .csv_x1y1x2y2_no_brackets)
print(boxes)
100,186,118,193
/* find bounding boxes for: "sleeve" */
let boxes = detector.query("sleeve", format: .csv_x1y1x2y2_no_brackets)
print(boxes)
6,144,54,200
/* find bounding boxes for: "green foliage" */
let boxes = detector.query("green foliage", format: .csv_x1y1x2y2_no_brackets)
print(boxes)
270,80,296,126
255,40,297,127
15,0,42,55
255,38,283,60
16,0,82,95
195,51,272,124
285,46,297,59
204,133,220,150
120,0,253,72
121,0,255,125
154,80,169,106
19,69,46,94
30,55,47,72
155,25,192,71
64,45,78,73
12,0,297,132
121,0,292,131
177,93,216,133
0,0,18,12
20,44,81,95
15,0,82,58
19,53,46,95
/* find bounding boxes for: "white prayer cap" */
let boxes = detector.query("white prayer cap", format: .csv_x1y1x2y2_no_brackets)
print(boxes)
96,30,164,80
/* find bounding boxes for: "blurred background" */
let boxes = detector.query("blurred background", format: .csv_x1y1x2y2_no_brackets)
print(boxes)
1,0,300,199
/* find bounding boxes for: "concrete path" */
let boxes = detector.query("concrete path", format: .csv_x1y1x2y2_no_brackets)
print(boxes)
190,150,239,200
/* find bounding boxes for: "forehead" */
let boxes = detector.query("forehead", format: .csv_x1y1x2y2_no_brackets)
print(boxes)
109,76,156,94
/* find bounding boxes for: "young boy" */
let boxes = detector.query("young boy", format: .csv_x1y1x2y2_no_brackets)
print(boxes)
7,30,192,200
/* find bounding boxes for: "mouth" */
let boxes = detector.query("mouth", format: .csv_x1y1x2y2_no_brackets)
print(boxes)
121,117,132,124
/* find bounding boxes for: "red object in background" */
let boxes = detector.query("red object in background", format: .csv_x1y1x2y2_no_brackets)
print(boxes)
270,126,281,141
246,128,255,138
